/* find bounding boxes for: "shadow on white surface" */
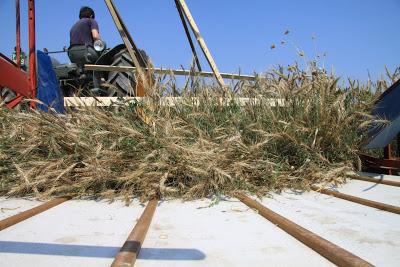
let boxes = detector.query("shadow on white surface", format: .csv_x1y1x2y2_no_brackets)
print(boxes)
0,241,205,260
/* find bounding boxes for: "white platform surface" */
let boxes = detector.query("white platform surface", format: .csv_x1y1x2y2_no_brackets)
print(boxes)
0,173,398,267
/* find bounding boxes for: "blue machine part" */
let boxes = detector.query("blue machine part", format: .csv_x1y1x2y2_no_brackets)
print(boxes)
364,79,400,149
36,50,65,113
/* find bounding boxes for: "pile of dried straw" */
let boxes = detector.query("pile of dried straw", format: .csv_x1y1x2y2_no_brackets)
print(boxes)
1,64,395,202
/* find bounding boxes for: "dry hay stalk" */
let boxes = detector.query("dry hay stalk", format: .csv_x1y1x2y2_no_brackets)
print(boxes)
0,63,395,202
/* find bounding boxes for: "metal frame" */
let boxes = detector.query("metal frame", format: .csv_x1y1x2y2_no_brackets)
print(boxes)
0,0,37,108
362,79,400,175
359,152,400,175
85,64,260,81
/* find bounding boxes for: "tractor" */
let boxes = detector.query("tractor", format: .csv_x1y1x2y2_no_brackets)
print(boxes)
50,40,151,97
1,42,150,104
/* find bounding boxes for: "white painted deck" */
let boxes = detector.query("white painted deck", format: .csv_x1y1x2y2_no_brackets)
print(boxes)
0,173,399,267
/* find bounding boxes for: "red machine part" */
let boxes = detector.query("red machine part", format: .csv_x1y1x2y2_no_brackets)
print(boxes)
28,0,37,108
0,54,31,97
0,0,37,108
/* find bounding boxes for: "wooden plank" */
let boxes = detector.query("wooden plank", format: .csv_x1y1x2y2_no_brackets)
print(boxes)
63,96,285,107
85,64,259,81
176,0,226,88
348,175,400,187
104,0,153,125
108,0,146,67
107,0,149,97
111,199,158,267
311,185,400,214
104,0,148,94
0,197,71,231
236,193,373,267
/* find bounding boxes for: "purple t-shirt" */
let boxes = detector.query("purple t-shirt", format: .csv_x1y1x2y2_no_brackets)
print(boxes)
70,18,99,46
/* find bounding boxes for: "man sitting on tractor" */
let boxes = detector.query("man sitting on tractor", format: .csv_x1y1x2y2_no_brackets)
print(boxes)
68,6,102,92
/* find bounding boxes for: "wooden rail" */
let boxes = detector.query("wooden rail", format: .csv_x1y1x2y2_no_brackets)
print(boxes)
111,199,158,267
63,96,285,107
0,197,71,231
236,193,373,267
311,185,400,214
348,175,400,187
104,0,148,93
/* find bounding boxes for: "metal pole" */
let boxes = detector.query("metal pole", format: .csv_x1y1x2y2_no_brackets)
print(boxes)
8,0,24,108
28,0,37,103
15,0,21,68
174,0,202,72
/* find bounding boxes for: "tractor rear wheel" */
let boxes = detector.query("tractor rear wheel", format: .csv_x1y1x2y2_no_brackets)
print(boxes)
105,48,150,97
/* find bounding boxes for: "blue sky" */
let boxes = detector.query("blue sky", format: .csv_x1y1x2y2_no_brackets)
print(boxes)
0,0,399,82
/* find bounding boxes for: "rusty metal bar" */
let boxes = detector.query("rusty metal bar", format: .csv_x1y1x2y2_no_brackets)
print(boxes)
311,185,400,214
236,193,373,267
0,197,71,231
348,175,400,187
111,199,158,267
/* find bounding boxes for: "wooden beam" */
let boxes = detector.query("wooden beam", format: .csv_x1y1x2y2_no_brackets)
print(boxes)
397,134,400,158
85,64,259,81
63,96,285,107
311,185,400,215
0,197,72,231
237,193,373,267
104,0,153,126
176,0,226,88
104,0,148,95
348,175,400,188
108,0,146,67
384,145,393,175
111,199,158,267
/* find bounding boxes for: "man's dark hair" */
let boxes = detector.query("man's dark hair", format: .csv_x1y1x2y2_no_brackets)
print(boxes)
79,6,95,19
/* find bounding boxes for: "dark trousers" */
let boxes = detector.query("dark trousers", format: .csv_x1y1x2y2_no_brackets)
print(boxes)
68,45,101,88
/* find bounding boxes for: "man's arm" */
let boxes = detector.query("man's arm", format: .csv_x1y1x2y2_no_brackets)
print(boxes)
90,19,101,40
92,29,100,40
